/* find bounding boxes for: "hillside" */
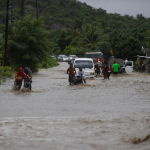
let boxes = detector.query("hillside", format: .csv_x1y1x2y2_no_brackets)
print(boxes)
0,0,150,32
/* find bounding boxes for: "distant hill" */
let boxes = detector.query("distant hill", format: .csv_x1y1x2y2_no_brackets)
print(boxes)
0,0,150,32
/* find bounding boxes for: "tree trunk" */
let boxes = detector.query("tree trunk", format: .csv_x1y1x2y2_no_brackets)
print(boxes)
21,0,24,17
36,0,38,19
4,0,9,66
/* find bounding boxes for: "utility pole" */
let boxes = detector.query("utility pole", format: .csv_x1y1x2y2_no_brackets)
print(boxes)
21,0,24,17
4,0,10,66
36,0,38,19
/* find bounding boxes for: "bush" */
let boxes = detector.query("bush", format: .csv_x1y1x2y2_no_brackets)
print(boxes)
38,56,59,69
0,66,13,84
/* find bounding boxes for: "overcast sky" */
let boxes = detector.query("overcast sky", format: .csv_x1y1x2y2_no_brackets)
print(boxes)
78,0,150,18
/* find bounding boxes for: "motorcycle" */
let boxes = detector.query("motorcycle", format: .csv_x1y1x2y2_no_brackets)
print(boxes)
23,77,32,90
71,75,84,85
14,80,22,90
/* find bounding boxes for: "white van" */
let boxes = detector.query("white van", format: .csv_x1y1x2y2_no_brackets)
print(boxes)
73,58,95,78
122,61,133,73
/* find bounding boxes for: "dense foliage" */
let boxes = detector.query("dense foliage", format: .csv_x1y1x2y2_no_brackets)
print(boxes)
1,0,150,31
0,0,150,61
146,30,150,47
109,28,147,59
0,16,57,72
8,16,51,72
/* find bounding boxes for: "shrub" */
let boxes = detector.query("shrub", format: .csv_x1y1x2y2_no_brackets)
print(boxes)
0,66,13,84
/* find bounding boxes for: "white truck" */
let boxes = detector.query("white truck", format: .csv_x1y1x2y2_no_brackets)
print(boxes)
109,58,133,74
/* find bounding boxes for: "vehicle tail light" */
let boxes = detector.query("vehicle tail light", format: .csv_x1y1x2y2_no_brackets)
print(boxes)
97,58,102,62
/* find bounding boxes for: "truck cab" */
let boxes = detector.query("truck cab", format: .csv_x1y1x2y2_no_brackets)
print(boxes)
85,52,103,66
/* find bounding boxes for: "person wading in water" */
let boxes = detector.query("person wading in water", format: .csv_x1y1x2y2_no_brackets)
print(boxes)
67,63,76,85
103,61,108,79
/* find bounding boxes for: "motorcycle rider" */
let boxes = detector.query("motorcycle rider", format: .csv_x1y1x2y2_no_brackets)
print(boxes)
76,67,86,83
24,67,32,79
15,67,31,89
24,67,32,88
67,63,76,85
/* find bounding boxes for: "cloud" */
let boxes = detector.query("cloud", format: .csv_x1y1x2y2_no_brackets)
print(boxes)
78,0,150,17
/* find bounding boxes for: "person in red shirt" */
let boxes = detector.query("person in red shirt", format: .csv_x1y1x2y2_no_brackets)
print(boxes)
107,62,111,79
14,67,30,89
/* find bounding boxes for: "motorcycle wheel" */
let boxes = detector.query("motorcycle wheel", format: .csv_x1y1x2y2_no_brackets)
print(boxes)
18,84,22,90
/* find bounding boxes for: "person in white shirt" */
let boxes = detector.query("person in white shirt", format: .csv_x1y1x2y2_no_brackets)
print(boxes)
125,58,128,64
76,67,86,83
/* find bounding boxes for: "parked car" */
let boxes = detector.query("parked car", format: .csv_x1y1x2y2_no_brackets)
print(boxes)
69,55,78,61
57,55,65,61
73,58,95,78
62,56,69,62
59,55,68,62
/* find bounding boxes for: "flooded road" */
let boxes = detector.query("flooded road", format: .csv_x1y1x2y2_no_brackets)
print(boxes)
0,62,150,150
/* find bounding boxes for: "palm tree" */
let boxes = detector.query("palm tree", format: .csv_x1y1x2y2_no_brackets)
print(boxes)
71,24,103,48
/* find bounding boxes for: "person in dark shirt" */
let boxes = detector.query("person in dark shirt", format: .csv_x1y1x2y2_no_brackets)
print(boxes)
103,61,108,79
95,64,101,77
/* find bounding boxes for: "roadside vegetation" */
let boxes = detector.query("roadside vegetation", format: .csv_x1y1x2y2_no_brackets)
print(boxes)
0,66,13,85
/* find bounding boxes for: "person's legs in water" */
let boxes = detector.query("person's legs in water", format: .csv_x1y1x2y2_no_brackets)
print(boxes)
95,70,97,77
83,76,86,83
69,75,71,85
97,70,100,77
103,70,107,79
69,74,74,85
107,72,110,79
113,72,118,76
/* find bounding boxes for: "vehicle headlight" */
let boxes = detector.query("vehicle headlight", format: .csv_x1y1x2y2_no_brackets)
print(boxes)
91,71,94,73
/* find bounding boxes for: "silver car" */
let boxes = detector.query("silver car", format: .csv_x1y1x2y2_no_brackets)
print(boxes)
57,55,65,61
60,56,68,62
69,55,77,61
62,56,69,62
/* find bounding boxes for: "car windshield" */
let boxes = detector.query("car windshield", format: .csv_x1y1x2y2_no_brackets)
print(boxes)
86,53,102,58
72,56,77,58
94,54,102,58
64,56,68,58
86,54,93,58
74,60,93,68
125,62,132,67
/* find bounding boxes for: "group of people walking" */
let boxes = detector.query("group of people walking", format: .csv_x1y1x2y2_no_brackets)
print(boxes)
95,61,120,80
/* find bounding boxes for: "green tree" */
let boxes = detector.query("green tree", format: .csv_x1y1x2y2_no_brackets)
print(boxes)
109,28,146,59
146,30,150,47
99,42,112,60
64,46,76,56
7,16,50,72
58,30,71,53
71,24,103,48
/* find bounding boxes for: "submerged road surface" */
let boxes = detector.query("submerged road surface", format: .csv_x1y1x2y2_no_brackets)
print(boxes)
0,62,150,150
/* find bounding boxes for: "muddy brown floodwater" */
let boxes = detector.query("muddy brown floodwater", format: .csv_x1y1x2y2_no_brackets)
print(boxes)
0,62,150,150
